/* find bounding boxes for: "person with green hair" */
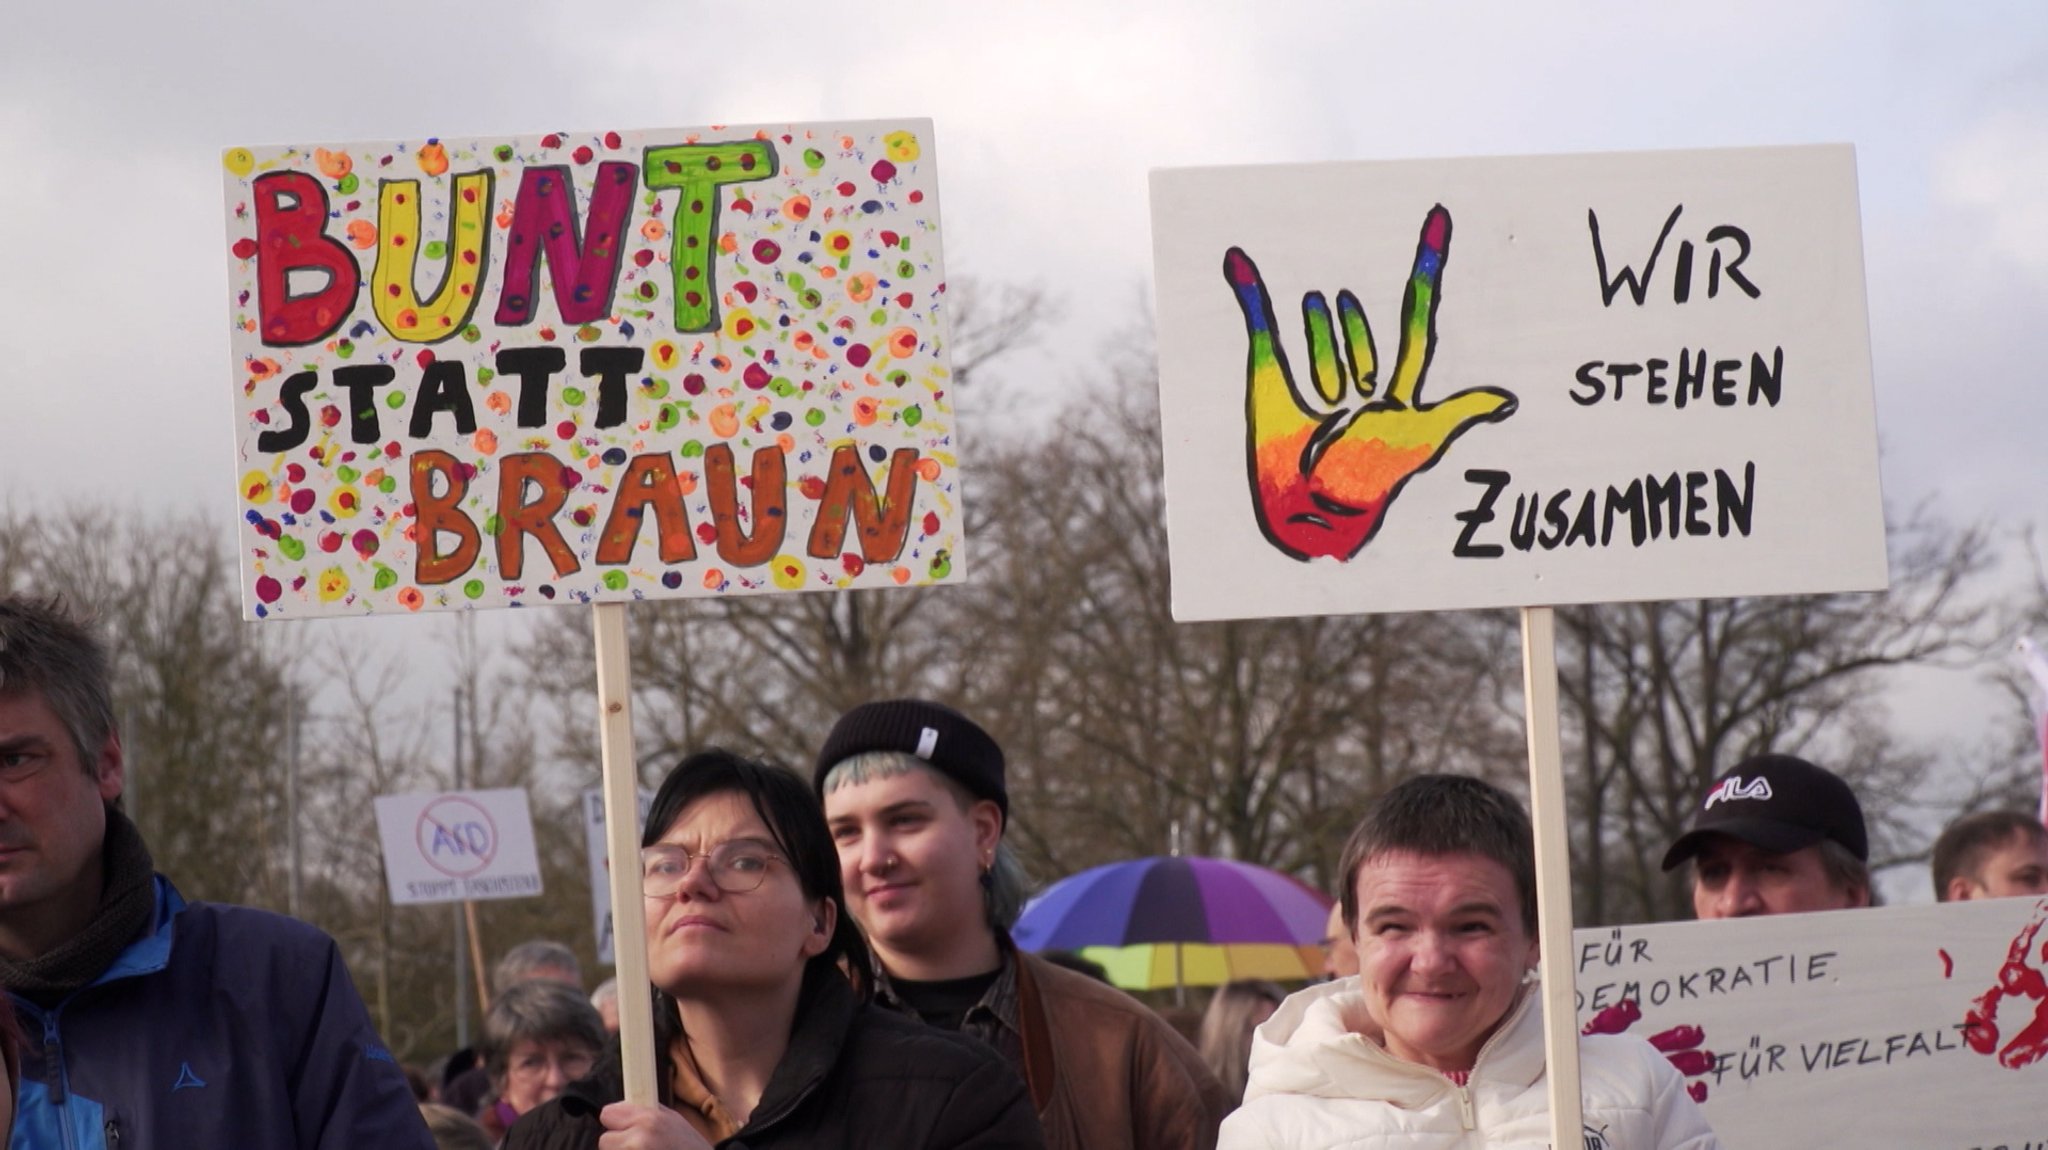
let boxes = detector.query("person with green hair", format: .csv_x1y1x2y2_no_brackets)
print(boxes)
817,699,1230,1150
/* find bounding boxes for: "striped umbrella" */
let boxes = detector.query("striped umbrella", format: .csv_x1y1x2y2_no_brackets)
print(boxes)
1012,856,1332,999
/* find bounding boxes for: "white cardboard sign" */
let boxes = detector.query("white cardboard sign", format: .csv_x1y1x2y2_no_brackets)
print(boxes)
583,786,652,965
1150,145,1886,621
1571,897,2048,1148
373,787,542,905
224,120,962,620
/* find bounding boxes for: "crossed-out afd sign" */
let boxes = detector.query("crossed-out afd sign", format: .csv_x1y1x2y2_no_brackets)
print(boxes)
373,787,543,904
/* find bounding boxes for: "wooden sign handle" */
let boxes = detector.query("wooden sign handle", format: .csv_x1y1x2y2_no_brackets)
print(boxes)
1521,606,1584,1145
464,901,490,1014
593,602,658,1107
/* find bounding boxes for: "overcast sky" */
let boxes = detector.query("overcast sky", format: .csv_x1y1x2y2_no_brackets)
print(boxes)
3,0,2042,892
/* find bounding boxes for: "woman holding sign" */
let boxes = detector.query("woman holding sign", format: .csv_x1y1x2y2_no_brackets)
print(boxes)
504,750,1042,1150
1220,775,1716,1150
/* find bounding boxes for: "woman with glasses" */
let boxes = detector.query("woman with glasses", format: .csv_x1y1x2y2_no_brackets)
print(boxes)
505,749,1042,1149
476,980,607,1143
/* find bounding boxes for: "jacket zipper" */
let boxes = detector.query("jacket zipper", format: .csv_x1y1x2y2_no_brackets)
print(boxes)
1449,989,1537,1133
41,1015,64,1106
31,1006,80,1150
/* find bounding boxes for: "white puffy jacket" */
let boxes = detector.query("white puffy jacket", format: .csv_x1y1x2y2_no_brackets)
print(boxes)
1220,979,1718,1150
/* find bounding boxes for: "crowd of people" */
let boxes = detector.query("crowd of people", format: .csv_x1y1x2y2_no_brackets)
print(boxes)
0,591,2042,1148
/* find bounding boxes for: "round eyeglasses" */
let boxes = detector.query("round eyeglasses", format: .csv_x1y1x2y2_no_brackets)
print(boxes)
641,840,785,898
505,1044,596,1085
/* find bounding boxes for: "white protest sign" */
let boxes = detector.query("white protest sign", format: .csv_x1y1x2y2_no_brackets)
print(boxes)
1150,145,1886,622
373,787,543,904
584,787,652,965
224,120,962,620
1571,897,2048,1148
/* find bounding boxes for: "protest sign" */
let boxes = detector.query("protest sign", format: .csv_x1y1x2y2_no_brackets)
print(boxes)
372,787,542,905
1572,897,2048,1148
1151,144,1888,1142
224,121,961,620
1149,145,1885,623
583,786,652,965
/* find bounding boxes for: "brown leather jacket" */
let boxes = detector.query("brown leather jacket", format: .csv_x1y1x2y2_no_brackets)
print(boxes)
1014,950,1231,1150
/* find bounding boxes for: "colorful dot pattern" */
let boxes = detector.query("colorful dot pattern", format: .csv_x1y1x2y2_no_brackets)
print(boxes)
222,121,960,619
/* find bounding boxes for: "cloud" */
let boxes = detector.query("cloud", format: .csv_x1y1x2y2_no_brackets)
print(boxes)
1938,105,2048,273
2,0,2044,539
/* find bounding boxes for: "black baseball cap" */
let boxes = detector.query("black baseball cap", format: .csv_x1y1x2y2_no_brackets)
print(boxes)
1661,753,1868,871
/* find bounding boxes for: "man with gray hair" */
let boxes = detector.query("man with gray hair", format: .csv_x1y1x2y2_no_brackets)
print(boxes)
0,595,431,1148
1662,753,1872,919
817,698,1230,1150
491,939,583,995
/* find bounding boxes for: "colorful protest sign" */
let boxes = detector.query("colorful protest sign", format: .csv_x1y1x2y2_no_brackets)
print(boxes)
1150,145,1886,622
583,786,651,965
224,121,960,619
373,787,542,905
1571,897,2048,1147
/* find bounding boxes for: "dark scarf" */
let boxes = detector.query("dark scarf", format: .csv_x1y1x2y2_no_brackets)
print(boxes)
0,805,157,1007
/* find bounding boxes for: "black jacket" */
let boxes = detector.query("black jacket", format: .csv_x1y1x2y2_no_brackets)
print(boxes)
503,965,1044,1150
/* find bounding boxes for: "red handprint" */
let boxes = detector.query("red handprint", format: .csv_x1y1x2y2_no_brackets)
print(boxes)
1963,904,2048,1068
1583,997,1715,1103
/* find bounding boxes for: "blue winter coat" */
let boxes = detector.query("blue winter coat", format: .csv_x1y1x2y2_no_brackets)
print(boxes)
9,876,434,1150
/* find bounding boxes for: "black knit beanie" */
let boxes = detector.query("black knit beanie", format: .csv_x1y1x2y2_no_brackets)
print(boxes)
814,699,1007,824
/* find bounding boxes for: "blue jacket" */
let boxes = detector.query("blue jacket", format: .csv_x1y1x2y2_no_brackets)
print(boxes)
10,876,434,1150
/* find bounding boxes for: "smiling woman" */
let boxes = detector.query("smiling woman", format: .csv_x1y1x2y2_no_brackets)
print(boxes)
1219,775,1720,1150
503,750,1044,1150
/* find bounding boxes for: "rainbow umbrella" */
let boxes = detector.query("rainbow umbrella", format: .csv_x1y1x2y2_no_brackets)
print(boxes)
1013,856,1332,999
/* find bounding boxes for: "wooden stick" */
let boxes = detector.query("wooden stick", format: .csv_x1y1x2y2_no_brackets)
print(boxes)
593,602,657,1107
464,901,490,1015
1519,606,1583,1146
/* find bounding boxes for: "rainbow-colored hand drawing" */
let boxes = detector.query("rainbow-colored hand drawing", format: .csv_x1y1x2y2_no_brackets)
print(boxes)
1223,206,1517,561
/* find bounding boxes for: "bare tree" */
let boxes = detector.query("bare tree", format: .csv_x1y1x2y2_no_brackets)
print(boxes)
0,506,297,907
1941,530,2048,822
304,630,598,1061
1554,507,1996,924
